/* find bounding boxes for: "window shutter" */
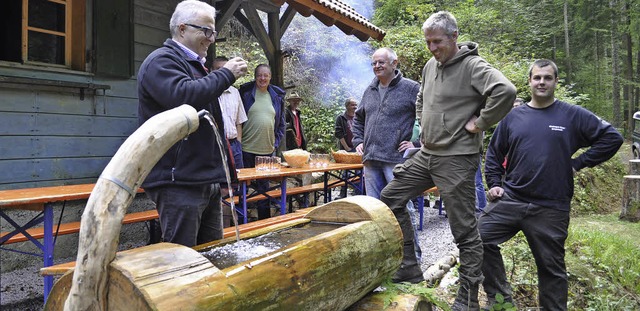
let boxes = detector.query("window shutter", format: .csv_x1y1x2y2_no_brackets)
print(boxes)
95,0,133,78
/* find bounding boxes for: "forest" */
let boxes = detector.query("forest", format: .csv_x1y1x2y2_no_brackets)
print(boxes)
214,0,640,309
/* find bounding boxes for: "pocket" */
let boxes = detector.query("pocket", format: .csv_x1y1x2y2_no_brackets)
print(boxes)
422,112,454,148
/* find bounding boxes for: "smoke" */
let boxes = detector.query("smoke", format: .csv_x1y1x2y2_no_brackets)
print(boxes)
280,0,376,106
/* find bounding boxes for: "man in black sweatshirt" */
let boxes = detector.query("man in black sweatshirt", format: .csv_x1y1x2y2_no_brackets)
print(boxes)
480,59,623,311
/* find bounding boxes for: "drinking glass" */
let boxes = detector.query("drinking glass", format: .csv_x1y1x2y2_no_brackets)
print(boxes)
271,156,281,171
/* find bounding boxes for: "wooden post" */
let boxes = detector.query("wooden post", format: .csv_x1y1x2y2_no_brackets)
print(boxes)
629,159,640,175
621,174,640,222
62,105,200,311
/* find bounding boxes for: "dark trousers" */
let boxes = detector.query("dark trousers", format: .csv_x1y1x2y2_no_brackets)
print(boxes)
242,150,273,219
145,183,223,247
380,151,482,286
479,193,570,310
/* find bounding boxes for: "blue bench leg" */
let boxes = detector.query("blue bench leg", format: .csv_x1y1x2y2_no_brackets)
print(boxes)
416,196,424,231
43,203,54,303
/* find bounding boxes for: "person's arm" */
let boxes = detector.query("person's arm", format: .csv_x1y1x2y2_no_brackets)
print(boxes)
339,138,351,151
274,96,286,149
571,112,623,171
236,124,243,143
484,120,509,192
352,101,365,153
235,91,247,143
468,58,517,130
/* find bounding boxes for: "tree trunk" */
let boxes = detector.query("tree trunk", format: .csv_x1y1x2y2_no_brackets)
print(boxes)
46,196,404,310
610,0,622,127
621,175,640,222
623,1,634,138
629,159,640,175
62,105,201,311
563,0,572,85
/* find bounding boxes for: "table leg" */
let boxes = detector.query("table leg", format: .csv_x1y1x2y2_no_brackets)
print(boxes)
324,172,331,203
280,179,286,216
43,202,54,303
242,182,248,224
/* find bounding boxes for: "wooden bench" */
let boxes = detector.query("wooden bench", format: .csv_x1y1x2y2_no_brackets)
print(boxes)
0,183,150,302
40,207,317,277
0,209,159,245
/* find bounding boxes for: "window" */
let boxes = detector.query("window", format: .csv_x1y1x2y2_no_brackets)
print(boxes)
0,0,85,70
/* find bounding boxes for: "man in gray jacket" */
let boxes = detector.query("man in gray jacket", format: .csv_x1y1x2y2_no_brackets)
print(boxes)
352,47,423,283
380,12,516,310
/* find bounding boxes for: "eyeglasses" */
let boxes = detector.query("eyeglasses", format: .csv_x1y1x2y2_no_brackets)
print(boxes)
370,61,387,67
184,23,217,39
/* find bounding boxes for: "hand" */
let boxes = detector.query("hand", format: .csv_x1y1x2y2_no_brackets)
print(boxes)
465,115,481,133
355,143,364,155
398,141,414,152
223,57,248,79
486,186,504,202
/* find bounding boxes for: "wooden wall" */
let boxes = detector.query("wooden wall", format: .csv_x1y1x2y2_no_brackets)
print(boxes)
0,0,177,190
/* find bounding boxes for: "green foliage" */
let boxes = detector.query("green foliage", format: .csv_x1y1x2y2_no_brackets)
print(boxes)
300,103,342,153
566,215,640,309
372,0,435,27
488,293,517,311
571,150,626,215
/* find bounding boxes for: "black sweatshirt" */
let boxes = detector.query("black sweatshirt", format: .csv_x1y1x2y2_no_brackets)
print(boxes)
485,100,623,211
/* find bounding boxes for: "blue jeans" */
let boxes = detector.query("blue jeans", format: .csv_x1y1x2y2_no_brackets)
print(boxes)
475,161,487,211
229,138,244,169
364,160,422,261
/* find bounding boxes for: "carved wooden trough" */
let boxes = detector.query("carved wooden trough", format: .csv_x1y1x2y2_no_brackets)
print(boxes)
42,104,403,310
46,196,402,310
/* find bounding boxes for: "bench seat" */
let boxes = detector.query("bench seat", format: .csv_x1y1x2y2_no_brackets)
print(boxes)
1,209,159,245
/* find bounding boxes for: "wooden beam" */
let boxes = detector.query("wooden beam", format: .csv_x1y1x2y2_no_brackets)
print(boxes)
241,2,275,60
233,10,255,37
313,12,337,27
268,12,284,87
214,0,242,30
279,5,296,38
288,1,313,17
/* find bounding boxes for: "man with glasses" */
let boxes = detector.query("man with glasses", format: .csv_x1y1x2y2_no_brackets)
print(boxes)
352,47,423,283
379,11,516,310
137,0,247,247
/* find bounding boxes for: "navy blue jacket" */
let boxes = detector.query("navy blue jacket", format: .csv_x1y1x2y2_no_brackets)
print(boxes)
485,100,623,211
138,39,236,188
238,82,286,149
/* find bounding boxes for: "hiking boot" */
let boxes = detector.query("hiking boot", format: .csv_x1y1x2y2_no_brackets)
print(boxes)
392,241,424,284
451,283,480,311
391,262,424,283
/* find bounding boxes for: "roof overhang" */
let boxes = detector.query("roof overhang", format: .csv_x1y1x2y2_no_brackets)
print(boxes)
271,0,385,41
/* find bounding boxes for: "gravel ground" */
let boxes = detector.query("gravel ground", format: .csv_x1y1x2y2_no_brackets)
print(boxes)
0,198,457,310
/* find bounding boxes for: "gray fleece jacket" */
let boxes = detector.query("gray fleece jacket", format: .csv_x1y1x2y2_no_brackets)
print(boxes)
352,69,420,164
417,42,516,156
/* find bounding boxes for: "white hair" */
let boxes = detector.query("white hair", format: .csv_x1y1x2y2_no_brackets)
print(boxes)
422,11,458,37
169,0,216,37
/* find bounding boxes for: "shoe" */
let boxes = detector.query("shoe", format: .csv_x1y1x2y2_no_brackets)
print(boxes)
451,283,480,311
391,262,424,283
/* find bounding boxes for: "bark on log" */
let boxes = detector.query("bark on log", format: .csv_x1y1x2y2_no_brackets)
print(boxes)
46,196,403,311
621,175,640,222
629,159,640,175
62,105,200,311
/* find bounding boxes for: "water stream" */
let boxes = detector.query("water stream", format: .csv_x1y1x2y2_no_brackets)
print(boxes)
200,222,344,269
200,110,241,242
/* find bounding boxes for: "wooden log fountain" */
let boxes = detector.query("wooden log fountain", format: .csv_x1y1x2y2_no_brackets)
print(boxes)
45,196,403,310
59,104,200,310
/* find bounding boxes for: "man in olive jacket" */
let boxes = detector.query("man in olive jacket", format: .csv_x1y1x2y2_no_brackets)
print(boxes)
380,11,516,311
